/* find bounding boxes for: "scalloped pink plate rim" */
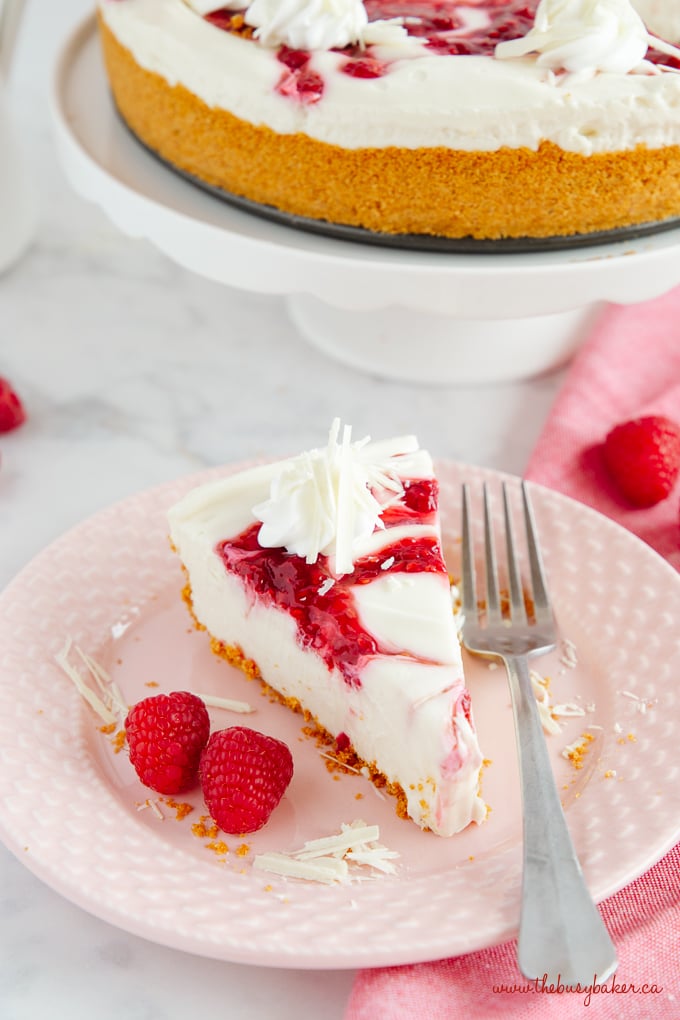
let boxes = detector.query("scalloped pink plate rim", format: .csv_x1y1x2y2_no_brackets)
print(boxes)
0,460,679,969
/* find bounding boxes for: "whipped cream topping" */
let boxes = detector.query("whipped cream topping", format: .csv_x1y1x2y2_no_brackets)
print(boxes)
185,0,413,50
253,419,414,576
100,0,680,155
496,0,680,76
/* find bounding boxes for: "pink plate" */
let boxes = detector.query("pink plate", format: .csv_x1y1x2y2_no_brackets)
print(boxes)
0,460,679,968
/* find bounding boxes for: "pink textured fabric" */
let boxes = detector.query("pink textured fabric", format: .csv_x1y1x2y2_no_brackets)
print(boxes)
345,288,680,1020
525,287,680,571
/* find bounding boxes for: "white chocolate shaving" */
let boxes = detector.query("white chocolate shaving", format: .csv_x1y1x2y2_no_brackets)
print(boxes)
135,799,166,819
562,738,584,759
345,846,400,873
253,419,415,576
55,637,127,725
253,820,399,883
552,703,587,718
559,637,579,668
618,689,652,714
319,751,362,774
148,799,165,820
253,853,348,884
530,670,562,735
194,693,254,713
295,823,380,858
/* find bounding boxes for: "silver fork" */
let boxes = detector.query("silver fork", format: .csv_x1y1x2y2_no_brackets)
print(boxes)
461,480,617,987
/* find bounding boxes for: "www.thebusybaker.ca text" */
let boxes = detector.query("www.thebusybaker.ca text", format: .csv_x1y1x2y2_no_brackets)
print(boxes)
492,974,663,1007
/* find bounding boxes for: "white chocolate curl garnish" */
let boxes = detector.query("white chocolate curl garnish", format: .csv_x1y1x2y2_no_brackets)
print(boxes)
495,0,680,76
253,419,414,576
242,0,411,50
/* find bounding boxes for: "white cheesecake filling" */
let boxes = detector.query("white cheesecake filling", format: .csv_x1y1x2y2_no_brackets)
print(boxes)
352,571,459,663
240,0,414,50
168,448,486,837
633,0,680,41
100,0,680,155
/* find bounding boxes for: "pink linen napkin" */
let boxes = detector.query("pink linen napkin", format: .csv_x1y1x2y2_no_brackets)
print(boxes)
525,287,680,571
345,287,680,1019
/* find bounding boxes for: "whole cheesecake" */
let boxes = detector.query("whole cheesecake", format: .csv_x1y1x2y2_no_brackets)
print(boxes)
98,0,680,242
168,423,486,837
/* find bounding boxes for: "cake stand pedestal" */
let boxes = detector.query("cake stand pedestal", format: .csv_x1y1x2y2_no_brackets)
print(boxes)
51,14,680,385
286,299,600,385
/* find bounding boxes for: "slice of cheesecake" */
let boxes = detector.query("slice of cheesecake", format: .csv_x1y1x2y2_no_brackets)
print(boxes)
168,421,485,836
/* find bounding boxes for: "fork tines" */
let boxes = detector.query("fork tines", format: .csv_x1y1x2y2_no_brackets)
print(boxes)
462,480,553,630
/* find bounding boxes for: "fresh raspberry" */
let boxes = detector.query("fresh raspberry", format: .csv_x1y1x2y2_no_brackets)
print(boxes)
125,691,210,795
0,377,26,433
199,726,294,834
603,415,680,507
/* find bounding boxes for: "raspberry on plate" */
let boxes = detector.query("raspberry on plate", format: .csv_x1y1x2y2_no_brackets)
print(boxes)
603,415,680,508
200,726,294,834
125,691,210,795
0,377,26,433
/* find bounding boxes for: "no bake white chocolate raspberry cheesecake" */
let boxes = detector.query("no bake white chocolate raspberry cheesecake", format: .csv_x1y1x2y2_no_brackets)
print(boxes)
168,423,486,837
98,0,680,242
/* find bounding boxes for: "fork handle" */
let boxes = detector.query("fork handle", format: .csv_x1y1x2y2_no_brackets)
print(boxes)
505,653,618,987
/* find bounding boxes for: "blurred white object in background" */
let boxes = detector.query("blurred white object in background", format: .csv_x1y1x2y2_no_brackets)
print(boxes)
0,0,37,276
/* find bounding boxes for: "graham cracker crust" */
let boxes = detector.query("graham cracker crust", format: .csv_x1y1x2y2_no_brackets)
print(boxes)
99,17,680,241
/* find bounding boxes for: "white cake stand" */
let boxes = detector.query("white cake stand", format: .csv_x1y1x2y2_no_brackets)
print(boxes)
51,14,680,385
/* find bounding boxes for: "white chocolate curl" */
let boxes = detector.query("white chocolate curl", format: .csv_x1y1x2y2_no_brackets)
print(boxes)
253,419,415,576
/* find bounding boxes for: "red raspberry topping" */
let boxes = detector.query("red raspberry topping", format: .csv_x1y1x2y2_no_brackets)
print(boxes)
199,726,294,834
204,9,236,31
342,57,387,78
218,526,446,687
278,46,311,71
364,0,537,56
602,415,680,508
0,377,26,433
125,691,210,795
457,689,472,725
203,0,545,93
277,65,325,104
335,731,351,752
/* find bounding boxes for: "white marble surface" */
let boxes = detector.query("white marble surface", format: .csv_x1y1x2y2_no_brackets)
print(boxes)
0,1,566,1017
